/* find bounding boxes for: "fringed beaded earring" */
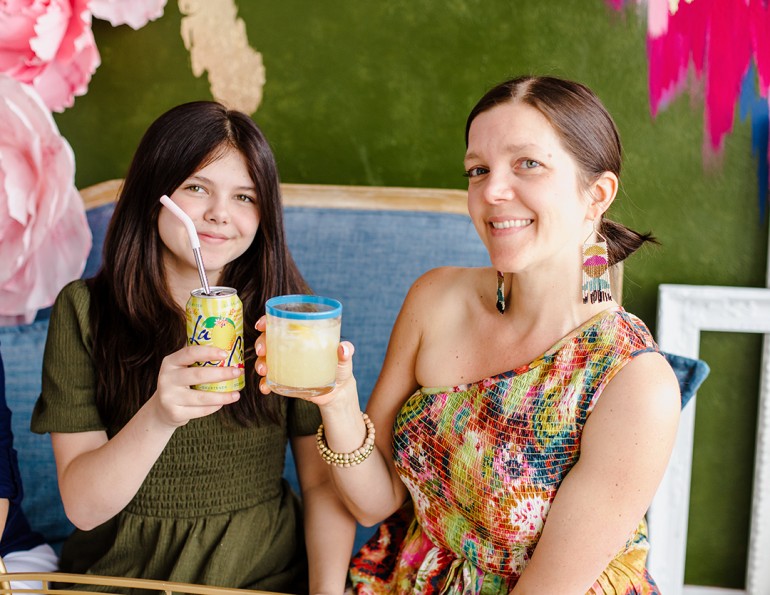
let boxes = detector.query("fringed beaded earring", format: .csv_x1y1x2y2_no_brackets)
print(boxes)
581,225,612,304
496,270,506,314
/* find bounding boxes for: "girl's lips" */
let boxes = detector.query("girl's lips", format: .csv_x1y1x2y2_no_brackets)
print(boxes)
198,232,229,243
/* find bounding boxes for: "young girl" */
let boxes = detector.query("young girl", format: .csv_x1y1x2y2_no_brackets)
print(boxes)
256,76,681,593
32,101,355,594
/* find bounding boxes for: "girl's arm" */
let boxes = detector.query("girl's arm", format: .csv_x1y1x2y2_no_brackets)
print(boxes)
512,351,681,594
293,433,356,595
51,345,243,530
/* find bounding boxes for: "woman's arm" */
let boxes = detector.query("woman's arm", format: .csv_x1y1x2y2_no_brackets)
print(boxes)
512,351,681,594
257,270,448,526
52,344,243,530
316,299,420,526
293,433,356,595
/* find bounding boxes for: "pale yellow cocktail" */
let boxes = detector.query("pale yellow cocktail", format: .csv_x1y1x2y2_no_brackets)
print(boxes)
265,295,342,397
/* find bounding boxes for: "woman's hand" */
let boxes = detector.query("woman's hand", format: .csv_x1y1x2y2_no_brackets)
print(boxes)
152,344,243,428
253,315,358,410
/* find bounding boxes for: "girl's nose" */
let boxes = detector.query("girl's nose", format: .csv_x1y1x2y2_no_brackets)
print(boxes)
204,195,230,224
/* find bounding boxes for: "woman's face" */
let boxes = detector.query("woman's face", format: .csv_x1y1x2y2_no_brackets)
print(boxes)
158,146,260,286
464,101,596,276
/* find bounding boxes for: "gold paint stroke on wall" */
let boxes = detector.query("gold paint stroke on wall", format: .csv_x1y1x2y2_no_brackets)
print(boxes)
178,0,265,114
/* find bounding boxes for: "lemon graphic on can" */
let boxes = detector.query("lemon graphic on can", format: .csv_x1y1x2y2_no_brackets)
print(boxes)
205,316,236,355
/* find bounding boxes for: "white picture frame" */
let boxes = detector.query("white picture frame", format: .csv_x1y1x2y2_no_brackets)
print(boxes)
649,284,770,595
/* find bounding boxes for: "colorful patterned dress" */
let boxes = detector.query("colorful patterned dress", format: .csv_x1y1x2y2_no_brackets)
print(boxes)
350,307,662,594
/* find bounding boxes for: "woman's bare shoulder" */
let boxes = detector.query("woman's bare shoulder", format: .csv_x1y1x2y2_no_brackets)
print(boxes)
594,350,681,429
407,266,490,305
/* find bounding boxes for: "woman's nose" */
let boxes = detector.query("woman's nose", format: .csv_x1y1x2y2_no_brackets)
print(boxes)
482,170,515,205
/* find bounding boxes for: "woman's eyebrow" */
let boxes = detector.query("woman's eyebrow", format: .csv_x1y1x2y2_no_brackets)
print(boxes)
464,143,541,163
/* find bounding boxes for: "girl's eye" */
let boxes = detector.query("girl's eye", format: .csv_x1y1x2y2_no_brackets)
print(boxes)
185,184,205,193
235,194,255,204
463,166,489,178
520,159,541,169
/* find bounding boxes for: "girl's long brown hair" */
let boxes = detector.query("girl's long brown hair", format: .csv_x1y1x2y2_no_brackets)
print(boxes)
88,101,307,430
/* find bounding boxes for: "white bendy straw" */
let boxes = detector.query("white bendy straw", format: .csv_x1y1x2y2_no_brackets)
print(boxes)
159,195,211,295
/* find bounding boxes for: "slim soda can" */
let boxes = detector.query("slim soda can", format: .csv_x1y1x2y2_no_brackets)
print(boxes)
185,286,245,392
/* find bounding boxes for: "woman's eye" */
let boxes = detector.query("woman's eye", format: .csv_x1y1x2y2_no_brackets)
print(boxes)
520,159,541,169
463,166,488,178
185,184,205,193
235,194,255,203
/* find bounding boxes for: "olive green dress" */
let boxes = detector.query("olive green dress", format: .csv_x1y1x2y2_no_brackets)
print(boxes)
31,281,321,593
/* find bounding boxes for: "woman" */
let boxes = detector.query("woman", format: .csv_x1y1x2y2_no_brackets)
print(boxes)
257,76,681,593
32,102,355,594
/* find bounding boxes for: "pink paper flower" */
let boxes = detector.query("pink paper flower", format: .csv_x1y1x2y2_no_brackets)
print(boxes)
0,75,92,325
0,0,101,112
88,0,166,30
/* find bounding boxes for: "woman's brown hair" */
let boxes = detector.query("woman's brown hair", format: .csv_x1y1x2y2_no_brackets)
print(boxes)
88,101,306,430
465,75,655,266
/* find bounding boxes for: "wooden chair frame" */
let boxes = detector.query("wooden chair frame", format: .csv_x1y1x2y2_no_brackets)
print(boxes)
0,569,285,595
2,545,287,594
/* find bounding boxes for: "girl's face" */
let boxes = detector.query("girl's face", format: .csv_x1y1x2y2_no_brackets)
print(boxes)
464,101,597,276
158,146,260,286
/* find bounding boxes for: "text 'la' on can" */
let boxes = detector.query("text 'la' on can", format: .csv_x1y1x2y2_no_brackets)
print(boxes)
185,286,245,392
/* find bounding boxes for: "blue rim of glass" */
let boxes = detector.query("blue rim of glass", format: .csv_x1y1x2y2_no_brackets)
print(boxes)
265,294,342,320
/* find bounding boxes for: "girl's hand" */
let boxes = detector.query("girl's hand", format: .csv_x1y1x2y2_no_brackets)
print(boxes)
254,315,357,409
152,345,242,428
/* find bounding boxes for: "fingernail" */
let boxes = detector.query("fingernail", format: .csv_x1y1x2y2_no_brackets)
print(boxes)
234,368,244,377
341,343,349,358
219,350,229,359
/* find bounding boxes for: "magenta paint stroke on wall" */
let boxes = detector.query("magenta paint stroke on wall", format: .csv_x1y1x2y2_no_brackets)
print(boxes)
609,0,770,214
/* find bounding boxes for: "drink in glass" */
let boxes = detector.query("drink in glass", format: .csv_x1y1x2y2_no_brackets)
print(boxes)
265,295,342,397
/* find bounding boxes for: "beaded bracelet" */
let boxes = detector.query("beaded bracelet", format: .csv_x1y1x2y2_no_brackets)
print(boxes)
316,412,376,467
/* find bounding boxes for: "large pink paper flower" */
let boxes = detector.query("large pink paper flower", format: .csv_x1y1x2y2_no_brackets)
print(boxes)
0,0,101,112
0,75,91,325
88,0,166,30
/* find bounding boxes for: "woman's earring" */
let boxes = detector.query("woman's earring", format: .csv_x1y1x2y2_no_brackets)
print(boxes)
496,271,506,314
581,225,612,304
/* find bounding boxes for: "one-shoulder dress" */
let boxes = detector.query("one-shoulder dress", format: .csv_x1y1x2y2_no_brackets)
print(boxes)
350,307,662,594
31,280,321,593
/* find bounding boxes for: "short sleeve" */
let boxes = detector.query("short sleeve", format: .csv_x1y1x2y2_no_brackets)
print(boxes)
286,398,321,437
31,280,105,434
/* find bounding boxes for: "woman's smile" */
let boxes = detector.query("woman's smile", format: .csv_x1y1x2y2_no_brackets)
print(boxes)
489,218,534,231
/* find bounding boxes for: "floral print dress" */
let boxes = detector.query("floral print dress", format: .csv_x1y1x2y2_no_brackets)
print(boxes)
350,307,662,594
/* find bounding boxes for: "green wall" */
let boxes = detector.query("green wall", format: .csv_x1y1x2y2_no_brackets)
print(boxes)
53,0,768,587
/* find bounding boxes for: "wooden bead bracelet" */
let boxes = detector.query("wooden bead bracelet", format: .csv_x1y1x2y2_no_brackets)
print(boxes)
316,412,375,467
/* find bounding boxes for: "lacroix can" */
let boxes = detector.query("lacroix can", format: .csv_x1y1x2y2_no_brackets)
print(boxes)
185,286,245,392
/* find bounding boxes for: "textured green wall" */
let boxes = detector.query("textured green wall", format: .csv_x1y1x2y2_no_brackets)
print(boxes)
53,0,768,587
